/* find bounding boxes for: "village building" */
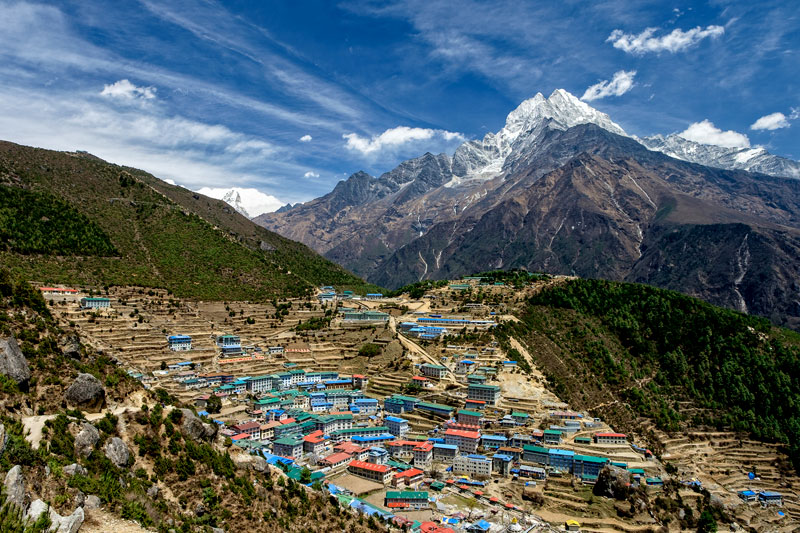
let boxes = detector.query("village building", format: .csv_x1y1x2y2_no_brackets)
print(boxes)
456,409,482,426
419,363,447,379
348,460,393,484
273,436,304,458
492,454,513,476
167,335,192,351
453,454,492,477
433,443,458,461
593,432,627,445
384,491,429,510
444,429,480,454
319,452,351,469
467,383,501,406
392,468,424,487
543,429,563,445
412,441,434,468
385,416,410,437
80,297,111,309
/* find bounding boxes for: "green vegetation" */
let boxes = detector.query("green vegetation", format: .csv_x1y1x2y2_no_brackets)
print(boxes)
475,269,551,288
295,316,331,331
508,278,800,470
357,343,382,358
387,279,447,299
0,185,117,256
0,141,376,300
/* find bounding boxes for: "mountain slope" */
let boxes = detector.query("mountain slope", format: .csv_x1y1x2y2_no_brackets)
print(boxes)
256,90,800,327
502,278,800,469
0,141,375,299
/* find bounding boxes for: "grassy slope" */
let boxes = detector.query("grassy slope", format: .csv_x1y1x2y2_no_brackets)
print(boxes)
502,278,800,468
0,141,378,300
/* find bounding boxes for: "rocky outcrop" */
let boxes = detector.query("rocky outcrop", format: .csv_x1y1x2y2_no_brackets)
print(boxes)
64,373,106,412
104,437,130,468
594,465,632,500
0,337,31,388
180,408,217,442
3,464,26,509
74,422,99,458
26,499,84,533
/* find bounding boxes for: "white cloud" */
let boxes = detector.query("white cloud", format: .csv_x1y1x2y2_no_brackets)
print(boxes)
303,171,320,179
678,119,750,149
299,134,312,142
164,178,176,185
607,25,724,54
343,126,465,155
196,187,283,217
581,70,636,102
100,79,157,100
750,112,790,131
791,108,800,120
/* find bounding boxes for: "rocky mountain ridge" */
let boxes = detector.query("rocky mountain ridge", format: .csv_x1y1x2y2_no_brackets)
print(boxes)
256,90,800,328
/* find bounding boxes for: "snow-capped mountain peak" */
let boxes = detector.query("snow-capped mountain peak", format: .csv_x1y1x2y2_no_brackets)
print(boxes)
196,187,284,219
451,89,627,180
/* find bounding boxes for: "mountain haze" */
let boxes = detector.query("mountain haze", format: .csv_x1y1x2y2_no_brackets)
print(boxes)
256,90,800,328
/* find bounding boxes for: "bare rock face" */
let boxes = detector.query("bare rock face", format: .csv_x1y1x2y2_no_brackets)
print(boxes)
0,337,31,389
4,465,26,509
64,373,106,412
74,422,99,458
593,465,632,500
180,409,217,442
104,437,130,468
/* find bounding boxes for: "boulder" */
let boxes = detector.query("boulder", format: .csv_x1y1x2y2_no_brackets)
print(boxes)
146,484,159,499
60,335,82,360
84,495,101,510
251,455,268,473
0,337,31,389
104,437,130,468
593,465,632,500
74,491,85,508
3,465,26,509
64,373,106,412
63,463,87,477
180,409,217,442
25,498,51,523
74,423,99,458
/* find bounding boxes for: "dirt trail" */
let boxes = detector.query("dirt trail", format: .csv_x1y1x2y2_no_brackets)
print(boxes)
81,508,152,532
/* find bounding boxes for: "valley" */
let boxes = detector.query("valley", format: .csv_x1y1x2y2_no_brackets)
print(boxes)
7,274,794,533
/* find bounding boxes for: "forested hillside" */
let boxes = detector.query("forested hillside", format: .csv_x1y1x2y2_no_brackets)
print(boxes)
503,279,800,469
0,141,377,300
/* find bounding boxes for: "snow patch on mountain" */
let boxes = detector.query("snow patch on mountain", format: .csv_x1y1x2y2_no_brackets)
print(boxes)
196,187,283,218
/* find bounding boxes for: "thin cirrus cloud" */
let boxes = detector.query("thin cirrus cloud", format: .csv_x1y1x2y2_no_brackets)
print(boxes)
581,70,636,102
607,25,724,54
750,112,790,131
678,119,750,149
100,79,157,100
343,126,465,156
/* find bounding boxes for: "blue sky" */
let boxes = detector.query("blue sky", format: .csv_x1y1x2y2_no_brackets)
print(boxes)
0,0,797,211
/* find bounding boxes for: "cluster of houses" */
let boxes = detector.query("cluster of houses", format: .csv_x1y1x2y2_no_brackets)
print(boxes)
398,316,497,340
317,287,387,304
